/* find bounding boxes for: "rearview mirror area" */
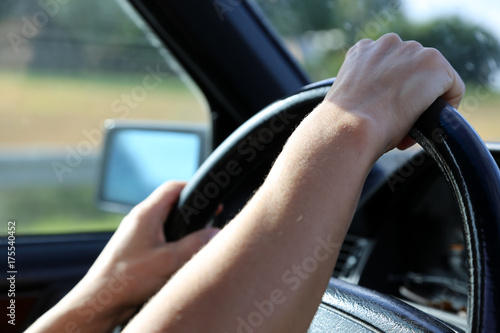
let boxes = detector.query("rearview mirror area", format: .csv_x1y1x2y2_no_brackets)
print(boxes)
97,120,209,213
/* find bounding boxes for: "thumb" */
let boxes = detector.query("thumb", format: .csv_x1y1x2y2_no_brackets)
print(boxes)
160,227,220,275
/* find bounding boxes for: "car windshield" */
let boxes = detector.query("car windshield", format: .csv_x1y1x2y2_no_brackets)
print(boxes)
254,0,500,141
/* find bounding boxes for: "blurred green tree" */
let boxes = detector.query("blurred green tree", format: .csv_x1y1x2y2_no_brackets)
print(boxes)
399,17,500,85
255,0,500,85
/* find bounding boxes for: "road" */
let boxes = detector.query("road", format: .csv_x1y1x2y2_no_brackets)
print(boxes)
0,149,98,189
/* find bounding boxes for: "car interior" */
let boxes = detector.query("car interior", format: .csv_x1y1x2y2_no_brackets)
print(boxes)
1,0,500,332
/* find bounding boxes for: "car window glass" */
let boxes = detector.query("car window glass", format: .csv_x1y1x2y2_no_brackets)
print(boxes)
0,0,209,235
254,0,500,141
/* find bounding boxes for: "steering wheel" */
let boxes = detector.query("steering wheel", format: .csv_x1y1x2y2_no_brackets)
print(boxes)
164,79,500,332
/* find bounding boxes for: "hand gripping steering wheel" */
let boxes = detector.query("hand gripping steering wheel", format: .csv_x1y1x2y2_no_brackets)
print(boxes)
165,79,500,332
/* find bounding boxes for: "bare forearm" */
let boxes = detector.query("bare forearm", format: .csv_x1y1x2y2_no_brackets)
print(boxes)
25,279,126,333
124,102,382,332
31,33,463,333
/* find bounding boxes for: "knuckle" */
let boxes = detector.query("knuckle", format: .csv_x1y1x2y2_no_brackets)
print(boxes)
357,38,374,45
379,32,402,44
128,203,148,221
348,38,372,55
417,47,447,69
404,40,423,49
423,47,444,60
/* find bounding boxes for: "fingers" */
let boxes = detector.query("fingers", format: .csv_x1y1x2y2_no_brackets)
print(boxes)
160,227,220,275
344,33,464,105
414,46,465,109
396,136,416,151
131,181,187,224
440,65,465,109
328,33,465,152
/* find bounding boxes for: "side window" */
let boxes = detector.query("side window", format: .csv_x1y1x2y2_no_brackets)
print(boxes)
0,1,209,235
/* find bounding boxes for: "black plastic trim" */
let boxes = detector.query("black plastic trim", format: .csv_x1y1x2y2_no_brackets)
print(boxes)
127,0,310,125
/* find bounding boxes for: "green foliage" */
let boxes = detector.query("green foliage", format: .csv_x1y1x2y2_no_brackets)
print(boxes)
256,0,335,35
331,0,402,42
255,0,500,85
257,0,401,36
399,17,500,84
0,185,123,235
1,0,158,74
2,1,144,44
255,0,407,79
47,1,145,45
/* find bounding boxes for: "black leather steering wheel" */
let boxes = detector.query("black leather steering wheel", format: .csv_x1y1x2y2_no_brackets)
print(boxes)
164,79,500,332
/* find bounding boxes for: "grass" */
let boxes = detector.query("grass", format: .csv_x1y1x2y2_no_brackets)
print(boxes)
0,184,124,236
22,214,123,235
458,86,500,141
0,69,207,235
0,70,208,147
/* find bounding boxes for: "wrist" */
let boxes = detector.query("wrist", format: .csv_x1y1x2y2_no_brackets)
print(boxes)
263,99,385,201
308,100,388,164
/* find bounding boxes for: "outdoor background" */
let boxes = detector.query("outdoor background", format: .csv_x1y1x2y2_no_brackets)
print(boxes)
255,0,500,138
1,0,499,235
0,0,208,234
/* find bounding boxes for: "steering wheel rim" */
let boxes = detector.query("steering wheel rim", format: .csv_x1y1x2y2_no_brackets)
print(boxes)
165,79,500,332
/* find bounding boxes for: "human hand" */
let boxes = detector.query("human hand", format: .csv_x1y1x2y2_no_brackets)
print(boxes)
83,181,219,325
324,33,465,153
27,181,219,333
82,181,219,323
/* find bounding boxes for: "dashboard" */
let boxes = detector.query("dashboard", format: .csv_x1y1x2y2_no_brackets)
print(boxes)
340,145,500,330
